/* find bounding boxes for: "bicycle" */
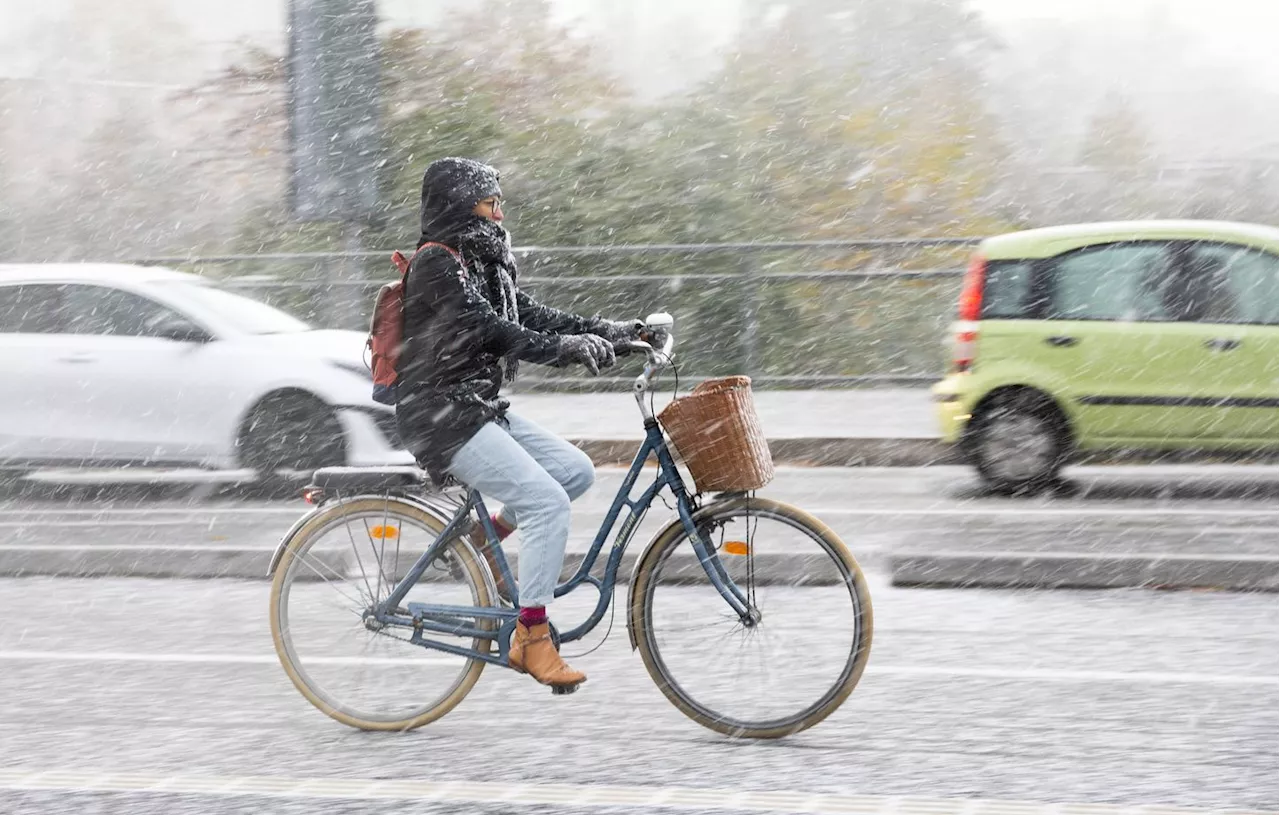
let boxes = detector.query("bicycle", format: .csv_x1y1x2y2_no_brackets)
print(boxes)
267,318,873,739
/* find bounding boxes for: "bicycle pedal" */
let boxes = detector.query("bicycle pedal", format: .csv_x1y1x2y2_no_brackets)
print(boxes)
550,683,581,696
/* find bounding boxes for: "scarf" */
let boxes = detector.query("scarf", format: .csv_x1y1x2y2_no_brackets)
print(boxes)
457,217,522,381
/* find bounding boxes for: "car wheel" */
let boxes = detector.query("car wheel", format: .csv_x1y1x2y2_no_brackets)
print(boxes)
238,393,347,485
968,390,1069,494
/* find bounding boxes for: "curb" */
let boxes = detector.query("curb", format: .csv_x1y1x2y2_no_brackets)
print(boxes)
0,547,841,585
6,546,1276,594
890,551,1280,592
0,547,343,580
571,438,1279,468
574,437,958,467
6,439,1275,483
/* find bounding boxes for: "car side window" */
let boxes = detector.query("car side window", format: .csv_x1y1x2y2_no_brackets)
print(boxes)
0,284,65,333
1,284,58,332
57,285,196,337
1175,243,1279,326
1046,243,1172,322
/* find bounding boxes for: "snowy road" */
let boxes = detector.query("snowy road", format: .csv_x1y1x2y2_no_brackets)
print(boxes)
1,465,1276,568
0,576,1274,814
0,464,1274,813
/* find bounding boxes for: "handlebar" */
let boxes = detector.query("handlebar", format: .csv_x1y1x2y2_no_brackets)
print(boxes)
627,333,674,369
629,325,675,422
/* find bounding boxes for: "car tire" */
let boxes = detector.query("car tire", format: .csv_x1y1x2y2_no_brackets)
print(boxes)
238,393,347,486
968,389,1069,495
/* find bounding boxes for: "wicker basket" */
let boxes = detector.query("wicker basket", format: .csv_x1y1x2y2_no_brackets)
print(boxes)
658,376,775,493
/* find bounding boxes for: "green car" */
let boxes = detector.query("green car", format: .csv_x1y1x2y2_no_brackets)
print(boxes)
932,220,1279,491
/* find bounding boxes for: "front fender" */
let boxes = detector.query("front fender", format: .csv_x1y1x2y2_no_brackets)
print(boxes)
625,494,753,651
265,491,468,578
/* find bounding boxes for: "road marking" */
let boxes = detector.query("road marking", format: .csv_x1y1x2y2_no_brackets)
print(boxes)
0,650,462,666
809,508,1277,518
872,666,1277,686
0,769,1271,813
0,520,226,529
19,468,260,485
0,507,1274,527
0,650,1271,686
0,507,299,518
0,545,276,552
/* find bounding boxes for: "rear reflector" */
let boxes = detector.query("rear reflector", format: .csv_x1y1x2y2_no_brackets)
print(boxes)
953,328,978,373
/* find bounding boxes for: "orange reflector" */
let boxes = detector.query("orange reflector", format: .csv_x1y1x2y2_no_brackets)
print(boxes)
301,488,324,505
371,526,399,540
723,541,750,556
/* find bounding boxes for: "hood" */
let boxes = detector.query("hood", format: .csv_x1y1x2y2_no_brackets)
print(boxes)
419,157,502,246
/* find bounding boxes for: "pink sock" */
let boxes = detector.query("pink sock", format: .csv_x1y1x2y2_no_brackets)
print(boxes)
519,606,547,627
492,514,515,540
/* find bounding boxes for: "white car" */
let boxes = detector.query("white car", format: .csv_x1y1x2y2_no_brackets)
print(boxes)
0,264,413,475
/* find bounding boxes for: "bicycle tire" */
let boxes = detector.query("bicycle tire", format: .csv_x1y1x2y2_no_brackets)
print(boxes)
629,496,873,738
270,497,493,731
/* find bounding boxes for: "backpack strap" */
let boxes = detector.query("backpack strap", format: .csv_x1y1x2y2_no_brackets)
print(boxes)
391,242,466,277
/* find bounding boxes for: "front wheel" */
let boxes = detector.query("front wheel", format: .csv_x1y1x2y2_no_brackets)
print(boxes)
629,497,873,738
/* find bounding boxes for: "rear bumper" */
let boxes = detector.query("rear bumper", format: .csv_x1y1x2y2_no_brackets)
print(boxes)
931,374,976,445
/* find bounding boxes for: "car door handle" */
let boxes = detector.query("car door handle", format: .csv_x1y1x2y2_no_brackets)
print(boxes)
58,354,97,364
1044,336,1078,347
1204,338,1241,352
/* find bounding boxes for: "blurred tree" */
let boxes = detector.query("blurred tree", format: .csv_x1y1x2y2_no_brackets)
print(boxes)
668,0,1011,375
1074,92,1163,220
1078,92,1155,173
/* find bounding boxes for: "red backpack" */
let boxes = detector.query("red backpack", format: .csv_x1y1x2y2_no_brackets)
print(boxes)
367,242,465,405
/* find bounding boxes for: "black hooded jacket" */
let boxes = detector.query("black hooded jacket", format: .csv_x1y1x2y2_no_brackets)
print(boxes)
395,157,610,482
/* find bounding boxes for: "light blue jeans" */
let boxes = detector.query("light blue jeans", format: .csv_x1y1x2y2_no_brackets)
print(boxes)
447,412,595,608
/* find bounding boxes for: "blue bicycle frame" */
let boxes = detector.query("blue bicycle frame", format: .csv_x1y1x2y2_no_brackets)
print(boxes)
369,418,752,669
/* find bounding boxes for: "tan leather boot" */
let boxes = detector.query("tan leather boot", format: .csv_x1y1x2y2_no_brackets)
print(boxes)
467,521,513,604
508,621,587,692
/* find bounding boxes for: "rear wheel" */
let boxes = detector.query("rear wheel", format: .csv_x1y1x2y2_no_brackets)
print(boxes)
239,393,347,484
270,497,493,731
629,497,873,738
969,389,1069,494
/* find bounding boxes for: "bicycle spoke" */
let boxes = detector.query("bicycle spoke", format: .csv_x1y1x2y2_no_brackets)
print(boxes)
639,503,869,735
341,517,379,604
290,551,370,610
273,502,488,728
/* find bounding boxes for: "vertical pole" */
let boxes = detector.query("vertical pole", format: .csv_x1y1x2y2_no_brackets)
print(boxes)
740,260,760,378
288,0,381,330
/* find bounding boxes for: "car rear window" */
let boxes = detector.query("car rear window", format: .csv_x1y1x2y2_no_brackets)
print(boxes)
979,260,1035,319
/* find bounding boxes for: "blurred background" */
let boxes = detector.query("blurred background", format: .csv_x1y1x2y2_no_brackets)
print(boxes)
0,4,1276,813
1,0,1276,385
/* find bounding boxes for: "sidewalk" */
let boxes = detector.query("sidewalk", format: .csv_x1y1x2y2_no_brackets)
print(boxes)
506,387,954,466
506,388,939,440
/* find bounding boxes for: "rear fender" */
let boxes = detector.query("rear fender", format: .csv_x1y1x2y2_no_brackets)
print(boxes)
265,491,473,579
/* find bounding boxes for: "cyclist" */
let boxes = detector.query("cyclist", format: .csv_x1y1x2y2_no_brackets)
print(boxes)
395,157,643,692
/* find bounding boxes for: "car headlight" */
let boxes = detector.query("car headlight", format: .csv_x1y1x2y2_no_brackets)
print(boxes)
331,360,373,381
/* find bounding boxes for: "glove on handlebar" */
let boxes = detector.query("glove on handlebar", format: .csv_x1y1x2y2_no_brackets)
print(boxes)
558,333,616,375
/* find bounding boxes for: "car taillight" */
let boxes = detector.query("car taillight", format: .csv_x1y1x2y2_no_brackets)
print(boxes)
958,253,986,321
953,254,986,372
